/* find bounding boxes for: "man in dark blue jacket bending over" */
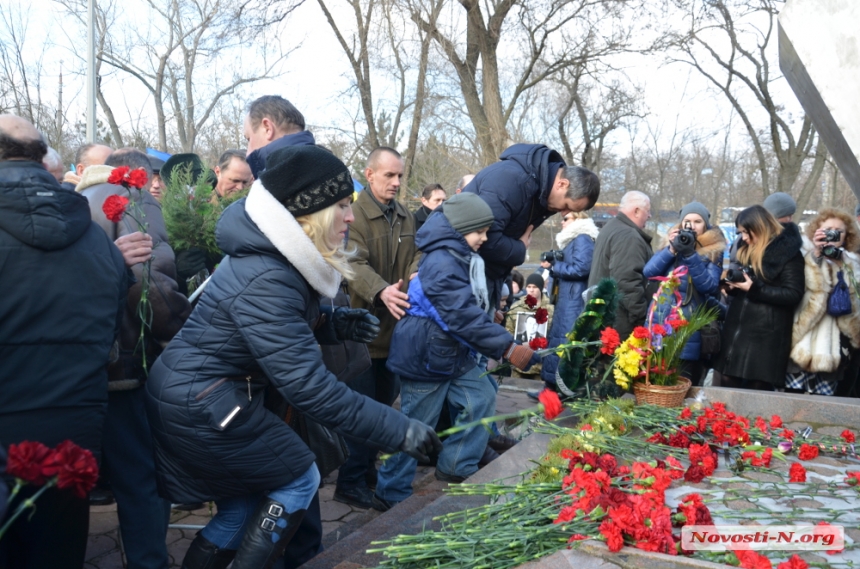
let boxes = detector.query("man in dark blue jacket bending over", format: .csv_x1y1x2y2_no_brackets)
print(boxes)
462,144,600,311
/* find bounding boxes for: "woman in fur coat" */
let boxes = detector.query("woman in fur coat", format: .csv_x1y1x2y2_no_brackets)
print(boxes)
644,202,726,384
713,205,805,390
541,212,598,387
787,208,860,395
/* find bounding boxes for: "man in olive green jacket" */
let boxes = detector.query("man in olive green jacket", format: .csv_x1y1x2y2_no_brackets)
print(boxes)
336,146,420,509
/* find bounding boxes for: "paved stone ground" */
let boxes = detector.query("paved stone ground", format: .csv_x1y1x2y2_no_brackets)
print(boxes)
83,378,537,568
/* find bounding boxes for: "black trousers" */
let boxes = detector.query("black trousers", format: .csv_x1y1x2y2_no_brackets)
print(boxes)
336,358,399,491
0,485,89,569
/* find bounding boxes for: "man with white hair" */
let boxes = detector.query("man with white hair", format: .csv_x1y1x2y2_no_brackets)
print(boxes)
42,147,65,182
588,191,653,339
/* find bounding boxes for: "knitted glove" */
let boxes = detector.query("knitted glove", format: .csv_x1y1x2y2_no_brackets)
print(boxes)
504,343,536,370
400,419,443,462
332,307,381,344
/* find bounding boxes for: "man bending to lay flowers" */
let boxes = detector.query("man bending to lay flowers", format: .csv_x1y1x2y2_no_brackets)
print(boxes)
377,193,541,511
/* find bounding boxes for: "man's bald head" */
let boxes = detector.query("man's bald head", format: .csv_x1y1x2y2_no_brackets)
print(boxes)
0,114,47,162
75,143,113,175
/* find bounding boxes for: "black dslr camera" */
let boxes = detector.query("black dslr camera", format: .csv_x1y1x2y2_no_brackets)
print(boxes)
540,250,564,263
724,263,749,283
822,228,843,260
670,221,698,256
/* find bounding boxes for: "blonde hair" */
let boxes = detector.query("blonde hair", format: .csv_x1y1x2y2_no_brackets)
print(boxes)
736,205,783,278
568,211,590,221
296,203,356,281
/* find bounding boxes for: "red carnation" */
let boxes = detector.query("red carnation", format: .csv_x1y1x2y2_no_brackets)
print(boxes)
107,165,130,185
537,389,563,420
599,327,621,355
524,294,538,309
632,326,650,340
529,336,548,350
102,195,129,223
6,441,54,485
798,443,819,461
777,555,809,569
841,429,856,444
534,308,548,325
679,407,692,420
126,168,148,189
599,519,624,552
770,415,784,429
845,471,860,486
108,165,147,189
735,549,773,569
789,462,806,483
651,324,667,336
42,440,99,498
647,432,668,445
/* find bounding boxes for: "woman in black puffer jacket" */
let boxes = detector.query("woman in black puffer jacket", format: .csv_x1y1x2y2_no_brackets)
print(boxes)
713,205,805,390
145,146,440,569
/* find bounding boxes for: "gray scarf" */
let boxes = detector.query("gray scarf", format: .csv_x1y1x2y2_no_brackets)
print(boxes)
470,253,491,314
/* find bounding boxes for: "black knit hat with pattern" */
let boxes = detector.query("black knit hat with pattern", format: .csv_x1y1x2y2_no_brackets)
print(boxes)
260,145,354,216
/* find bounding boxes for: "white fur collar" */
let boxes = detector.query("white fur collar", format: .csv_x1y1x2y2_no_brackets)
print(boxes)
245,181,342,298
556,218,599,249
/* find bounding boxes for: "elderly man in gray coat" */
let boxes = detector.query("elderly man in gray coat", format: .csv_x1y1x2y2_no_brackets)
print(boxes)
588,191,653,339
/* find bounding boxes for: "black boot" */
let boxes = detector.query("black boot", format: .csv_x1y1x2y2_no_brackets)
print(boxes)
230,498,306,569
181,533,236,569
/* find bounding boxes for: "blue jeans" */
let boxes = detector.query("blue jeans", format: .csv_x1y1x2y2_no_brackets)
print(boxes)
336,358,399,491
375,366,496,503
102,388,171,569
200,464,320,550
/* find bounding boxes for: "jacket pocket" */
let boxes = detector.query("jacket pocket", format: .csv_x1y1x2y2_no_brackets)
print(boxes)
196,379,249,431
423,333,460,376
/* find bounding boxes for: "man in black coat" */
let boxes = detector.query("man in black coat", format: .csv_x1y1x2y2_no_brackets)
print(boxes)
413,183,446,231
244,95,316,178
0,114,127,568
462,144,600,310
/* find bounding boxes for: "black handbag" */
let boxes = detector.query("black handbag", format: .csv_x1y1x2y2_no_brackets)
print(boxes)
286,407,349,479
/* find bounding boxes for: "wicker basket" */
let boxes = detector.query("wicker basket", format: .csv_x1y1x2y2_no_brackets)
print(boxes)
633,376,692,408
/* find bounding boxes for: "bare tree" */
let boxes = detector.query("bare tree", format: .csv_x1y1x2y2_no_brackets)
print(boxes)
667,0,825,201
553,64,642,174
411,0,637,166
58,0,292,152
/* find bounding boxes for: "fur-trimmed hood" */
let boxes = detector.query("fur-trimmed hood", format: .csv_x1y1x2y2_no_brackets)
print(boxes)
556,217,599,249
659,224,727,264
790,234,860,372
75,165,113,193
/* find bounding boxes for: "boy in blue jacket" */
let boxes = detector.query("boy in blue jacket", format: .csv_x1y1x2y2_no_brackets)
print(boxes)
374,193,536,511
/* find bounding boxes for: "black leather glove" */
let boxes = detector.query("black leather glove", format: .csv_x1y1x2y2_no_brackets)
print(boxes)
332,307,381,344
175,247,207,280
400,419,443,462
671,235,696,258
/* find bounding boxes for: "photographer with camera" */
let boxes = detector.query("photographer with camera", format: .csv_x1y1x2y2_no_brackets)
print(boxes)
540,212,599,389
712,205,805,391
786,208,860,396
644,202,726,384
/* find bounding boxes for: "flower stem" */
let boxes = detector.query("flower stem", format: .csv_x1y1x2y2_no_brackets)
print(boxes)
0,478,56,540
